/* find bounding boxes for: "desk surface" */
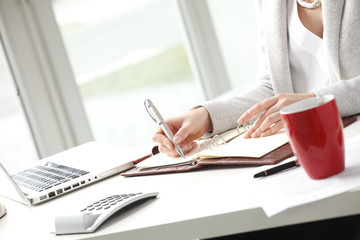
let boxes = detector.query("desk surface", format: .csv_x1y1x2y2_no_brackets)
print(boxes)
1,119,360,240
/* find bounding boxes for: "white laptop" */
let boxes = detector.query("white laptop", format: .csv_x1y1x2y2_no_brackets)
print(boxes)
0,141,142,205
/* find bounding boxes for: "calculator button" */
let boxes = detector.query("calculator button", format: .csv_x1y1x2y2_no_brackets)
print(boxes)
56,192,158,234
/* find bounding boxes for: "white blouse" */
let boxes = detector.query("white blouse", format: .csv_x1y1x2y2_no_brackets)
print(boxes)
287,0,335,93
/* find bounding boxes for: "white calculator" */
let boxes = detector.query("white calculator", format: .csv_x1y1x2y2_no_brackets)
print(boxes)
53,192,158,235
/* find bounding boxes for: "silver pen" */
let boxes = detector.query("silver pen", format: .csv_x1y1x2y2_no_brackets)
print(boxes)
144,99,185,158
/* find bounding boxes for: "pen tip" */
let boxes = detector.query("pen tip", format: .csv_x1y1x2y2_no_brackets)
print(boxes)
175,145,185,159
253,172,265,178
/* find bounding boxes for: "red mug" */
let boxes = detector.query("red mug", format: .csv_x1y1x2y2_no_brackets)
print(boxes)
280,95,344,179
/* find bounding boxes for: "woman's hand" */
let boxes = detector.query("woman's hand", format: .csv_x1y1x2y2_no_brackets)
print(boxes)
152,107,212,157
237,93,315,138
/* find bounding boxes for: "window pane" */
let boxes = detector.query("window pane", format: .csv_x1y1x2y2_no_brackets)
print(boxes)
207,0,257,90
0,40,38,171
53,0,203,147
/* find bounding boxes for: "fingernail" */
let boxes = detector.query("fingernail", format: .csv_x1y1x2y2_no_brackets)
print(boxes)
243,132,250,138
251,132,258,138
173,135,182,144
166,143,173,150
260,132,267,137
237,117,244,124
183,144,191,152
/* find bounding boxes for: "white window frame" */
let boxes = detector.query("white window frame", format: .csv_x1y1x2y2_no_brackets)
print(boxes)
0,0,230,158
175,0,232,100
0,0,93,158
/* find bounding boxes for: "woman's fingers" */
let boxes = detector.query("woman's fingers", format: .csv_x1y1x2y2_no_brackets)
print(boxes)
238,96,278,125
259,121,283,137
241,93,316,138
152,123,198,156
158,142,197,157
152,128,174,150
243,103,281,138
250,112,283,138
151,106,212,157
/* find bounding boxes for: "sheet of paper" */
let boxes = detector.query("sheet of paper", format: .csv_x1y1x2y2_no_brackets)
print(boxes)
249,135,360,217
197,131,289,158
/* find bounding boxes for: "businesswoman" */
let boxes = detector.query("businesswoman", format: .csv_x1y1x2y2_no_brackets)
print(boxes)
153,0,360,157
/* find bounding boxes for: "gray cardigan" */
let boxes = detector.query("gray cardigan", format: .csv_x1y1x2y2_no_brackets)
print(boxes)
202,0,360,135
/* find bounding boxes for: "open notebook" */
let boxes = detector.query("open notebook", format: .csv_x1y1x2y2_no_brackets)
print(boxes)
137,129,288,169
122,127,293,177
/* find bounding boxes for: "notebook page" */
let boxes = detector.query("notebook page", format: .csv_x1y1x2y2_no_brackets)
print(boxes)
137,128,245,169
197,131,289,158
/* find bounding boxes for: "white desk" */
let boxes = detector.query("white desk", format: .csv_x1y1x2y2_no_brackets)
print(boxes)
1,119,360,240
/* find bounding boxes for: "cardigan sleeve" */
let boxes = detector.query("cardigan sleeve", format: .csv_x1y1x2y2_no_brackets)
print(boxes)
312,0,360,117
313,76,360,117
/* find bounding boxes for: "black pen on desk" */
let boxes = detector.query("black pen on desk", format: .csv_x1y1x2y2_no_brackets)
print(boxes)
253,159,300,178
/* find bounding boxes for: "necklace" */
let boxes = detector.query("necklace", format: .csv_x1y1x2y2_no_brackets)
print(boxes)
296,0,322,9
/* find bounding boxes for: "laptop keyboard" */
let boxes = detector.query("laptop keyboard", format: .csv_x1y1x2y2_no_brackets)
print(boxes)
11,162,89,192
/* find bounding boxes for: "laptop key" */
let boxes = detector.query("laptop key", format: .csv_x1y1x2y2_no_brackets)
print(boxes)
11,162,89,192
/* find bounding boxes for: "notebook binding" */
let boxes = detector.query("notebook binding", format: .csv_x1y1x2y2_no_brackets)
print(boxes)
197,117,256,152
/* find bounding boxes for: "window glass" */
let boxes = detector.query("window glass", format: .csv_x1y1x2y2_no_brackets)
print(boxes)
207,0,257,91
0,40,38,171
53,0,203,148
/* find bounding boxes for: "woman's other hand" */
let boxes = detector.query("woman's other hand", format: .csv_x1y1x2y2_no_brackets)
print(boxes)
238,93,315,138
152,107,212,157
